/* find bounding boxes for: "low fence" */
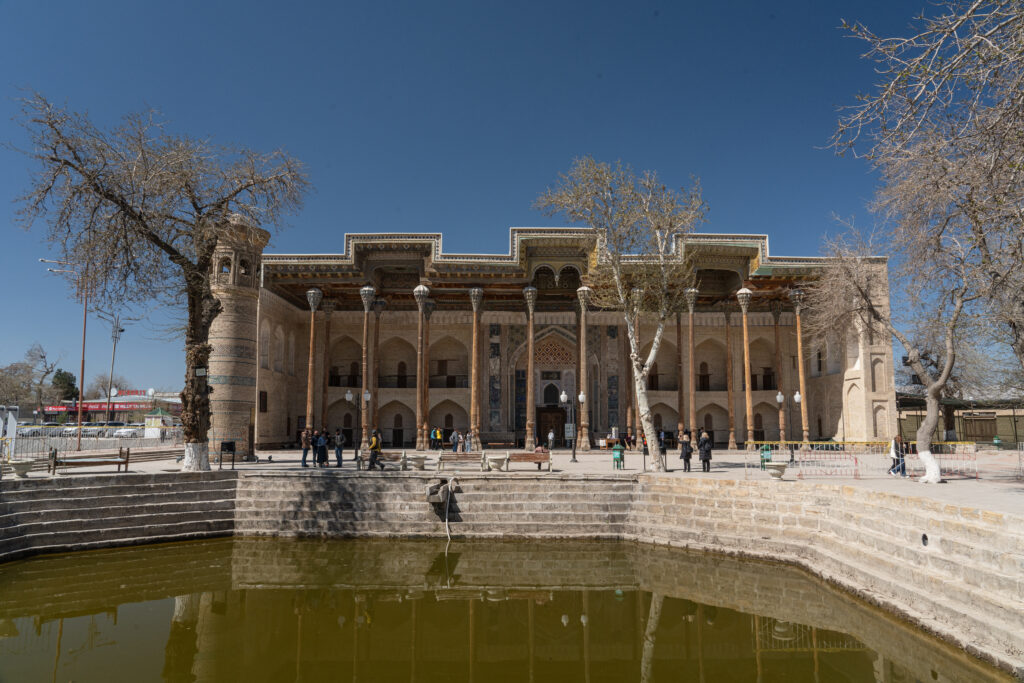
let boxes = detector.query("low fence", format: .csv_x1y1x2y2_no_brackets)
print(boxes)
1,427,184,461
747,441,978,480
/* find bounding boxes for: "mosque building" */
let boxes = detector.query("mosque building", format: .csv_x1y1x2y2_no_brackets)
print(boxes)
206,226,897,456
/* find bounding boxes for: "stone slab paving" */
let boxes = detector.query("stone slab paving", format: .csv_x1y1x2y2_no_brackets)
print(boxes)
15,443,1023,516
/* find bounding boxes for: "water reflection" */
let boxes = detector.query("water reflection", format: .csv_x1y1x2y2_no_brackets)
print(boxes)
0,538,1010,682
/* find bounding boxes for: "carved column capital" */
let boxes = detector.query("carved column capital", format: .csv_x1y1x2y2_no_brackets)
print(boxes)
469,287,484,313
523,286,537,314
789,288,805,315
414,284,430,311
306,287,323,311
359,285,376,312
684,287,698,314
577,285,592,309
736,287,752,313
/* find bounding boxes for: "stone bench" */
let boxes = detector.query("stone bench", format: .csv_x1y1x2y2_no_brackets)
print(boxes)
48,447,130,475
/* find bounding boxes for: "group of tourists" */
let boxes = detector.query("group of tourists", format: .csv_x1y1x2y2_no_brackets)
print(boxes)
447,428,475,452
677,429,713,473
300,426,388,470
300,427,348,468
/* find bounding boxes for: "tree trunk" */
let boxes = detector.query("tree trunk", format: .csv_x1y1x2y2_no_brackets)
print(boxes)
180,276,221,472
916,388,943,484
640,593,664,683
635,372,664,472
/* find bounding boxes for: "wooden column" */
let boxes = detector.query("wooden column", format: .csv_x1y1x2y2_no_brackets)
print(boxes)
791,289,810,442
524,286,537,449
577,286,592,451
469,288,483,440
685,289,697,433
771,301,786,442
675,311,685,438
371,298,386,430
632,309,640,443
624,325,633,441
737,288,754,449
320,300,335,431
724,305,737,449
422,300,435,447
414,285,429,450
304,288,322,430
359,286,375,450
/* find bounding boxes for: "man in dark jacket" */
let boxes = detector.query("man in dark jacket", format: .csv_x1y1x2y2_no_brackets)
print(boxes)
698,431,712,472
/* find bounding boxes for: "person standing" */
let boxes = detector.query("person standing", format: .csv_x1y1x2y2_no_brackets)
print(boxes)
698,430,712,472
465,429,473,452
450,429,459,453
367,429,385,471
316,430,329,467
679,429,693,472
458,430,466,452
334,428,345,468
301,428,312,468
547,429,555,451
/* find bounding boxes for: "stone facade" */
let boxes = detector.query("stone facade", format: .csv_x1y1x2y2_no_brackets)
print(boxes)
214,229,897,449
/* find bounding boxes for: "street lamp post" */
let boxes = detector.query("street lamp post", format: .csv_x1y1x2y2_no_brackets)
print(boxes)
97,312,127,423
561,390,586,463
41,259,88,451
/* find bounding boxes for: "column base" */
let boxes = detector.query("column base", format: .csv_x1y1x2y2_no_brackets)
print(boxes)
578,427,591,451
728,431,737,450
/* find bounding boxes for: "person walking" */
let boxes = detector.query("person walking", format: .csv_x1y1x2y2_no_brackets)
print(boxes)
889,435,908,477
679,429,693,472
698,430,712,472
334,428,345,468
450,429,459,453
301,428,312,468
367,429,385,471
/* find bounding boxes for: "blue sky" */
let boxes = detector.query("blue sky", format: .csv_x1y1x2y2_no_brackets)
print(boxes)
0,0,922,392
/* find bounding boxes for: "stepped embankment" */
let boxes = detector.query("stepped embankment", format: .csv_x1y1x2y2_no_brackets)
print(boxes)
1,470,1021,678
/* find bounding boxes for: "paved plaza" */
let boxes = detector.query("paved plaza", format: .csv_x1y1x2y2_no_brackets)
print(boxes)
20,443,1023,516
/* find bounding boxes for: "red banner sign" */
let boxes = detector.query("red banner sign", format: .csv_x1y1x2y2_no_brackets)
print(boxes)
45,402,154,412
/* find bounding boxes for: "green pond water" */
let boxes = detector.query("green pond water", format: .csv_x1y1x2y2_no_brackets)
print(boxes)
0,538,1008,683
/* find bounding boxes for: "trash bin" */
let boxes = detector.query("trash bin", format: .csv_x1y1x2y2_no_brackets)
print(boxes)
612,444,626,470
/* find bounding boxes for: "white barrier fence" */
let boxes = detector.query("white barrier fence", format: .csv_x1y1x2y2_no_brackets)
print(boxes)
748,441,979,480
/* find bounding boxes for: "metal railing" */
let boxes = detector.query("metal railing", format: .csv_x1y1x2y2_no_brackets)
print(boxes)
2,426,185,461
377,375,416,389
428,375,469,389
747,440,979,479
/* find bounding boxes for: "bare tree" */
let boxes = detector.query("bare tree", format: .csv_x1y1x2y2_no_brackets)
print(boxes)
834,1,1024,372
0,344,60,414
803,227,980,483
15,93,309,470
536,157,705,471
86,373,132,399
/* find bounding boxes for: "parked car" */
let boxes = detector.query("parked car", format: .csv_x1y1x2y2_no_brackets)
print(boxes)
99,421,126,437
18,424,43,437
113,424,142,438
